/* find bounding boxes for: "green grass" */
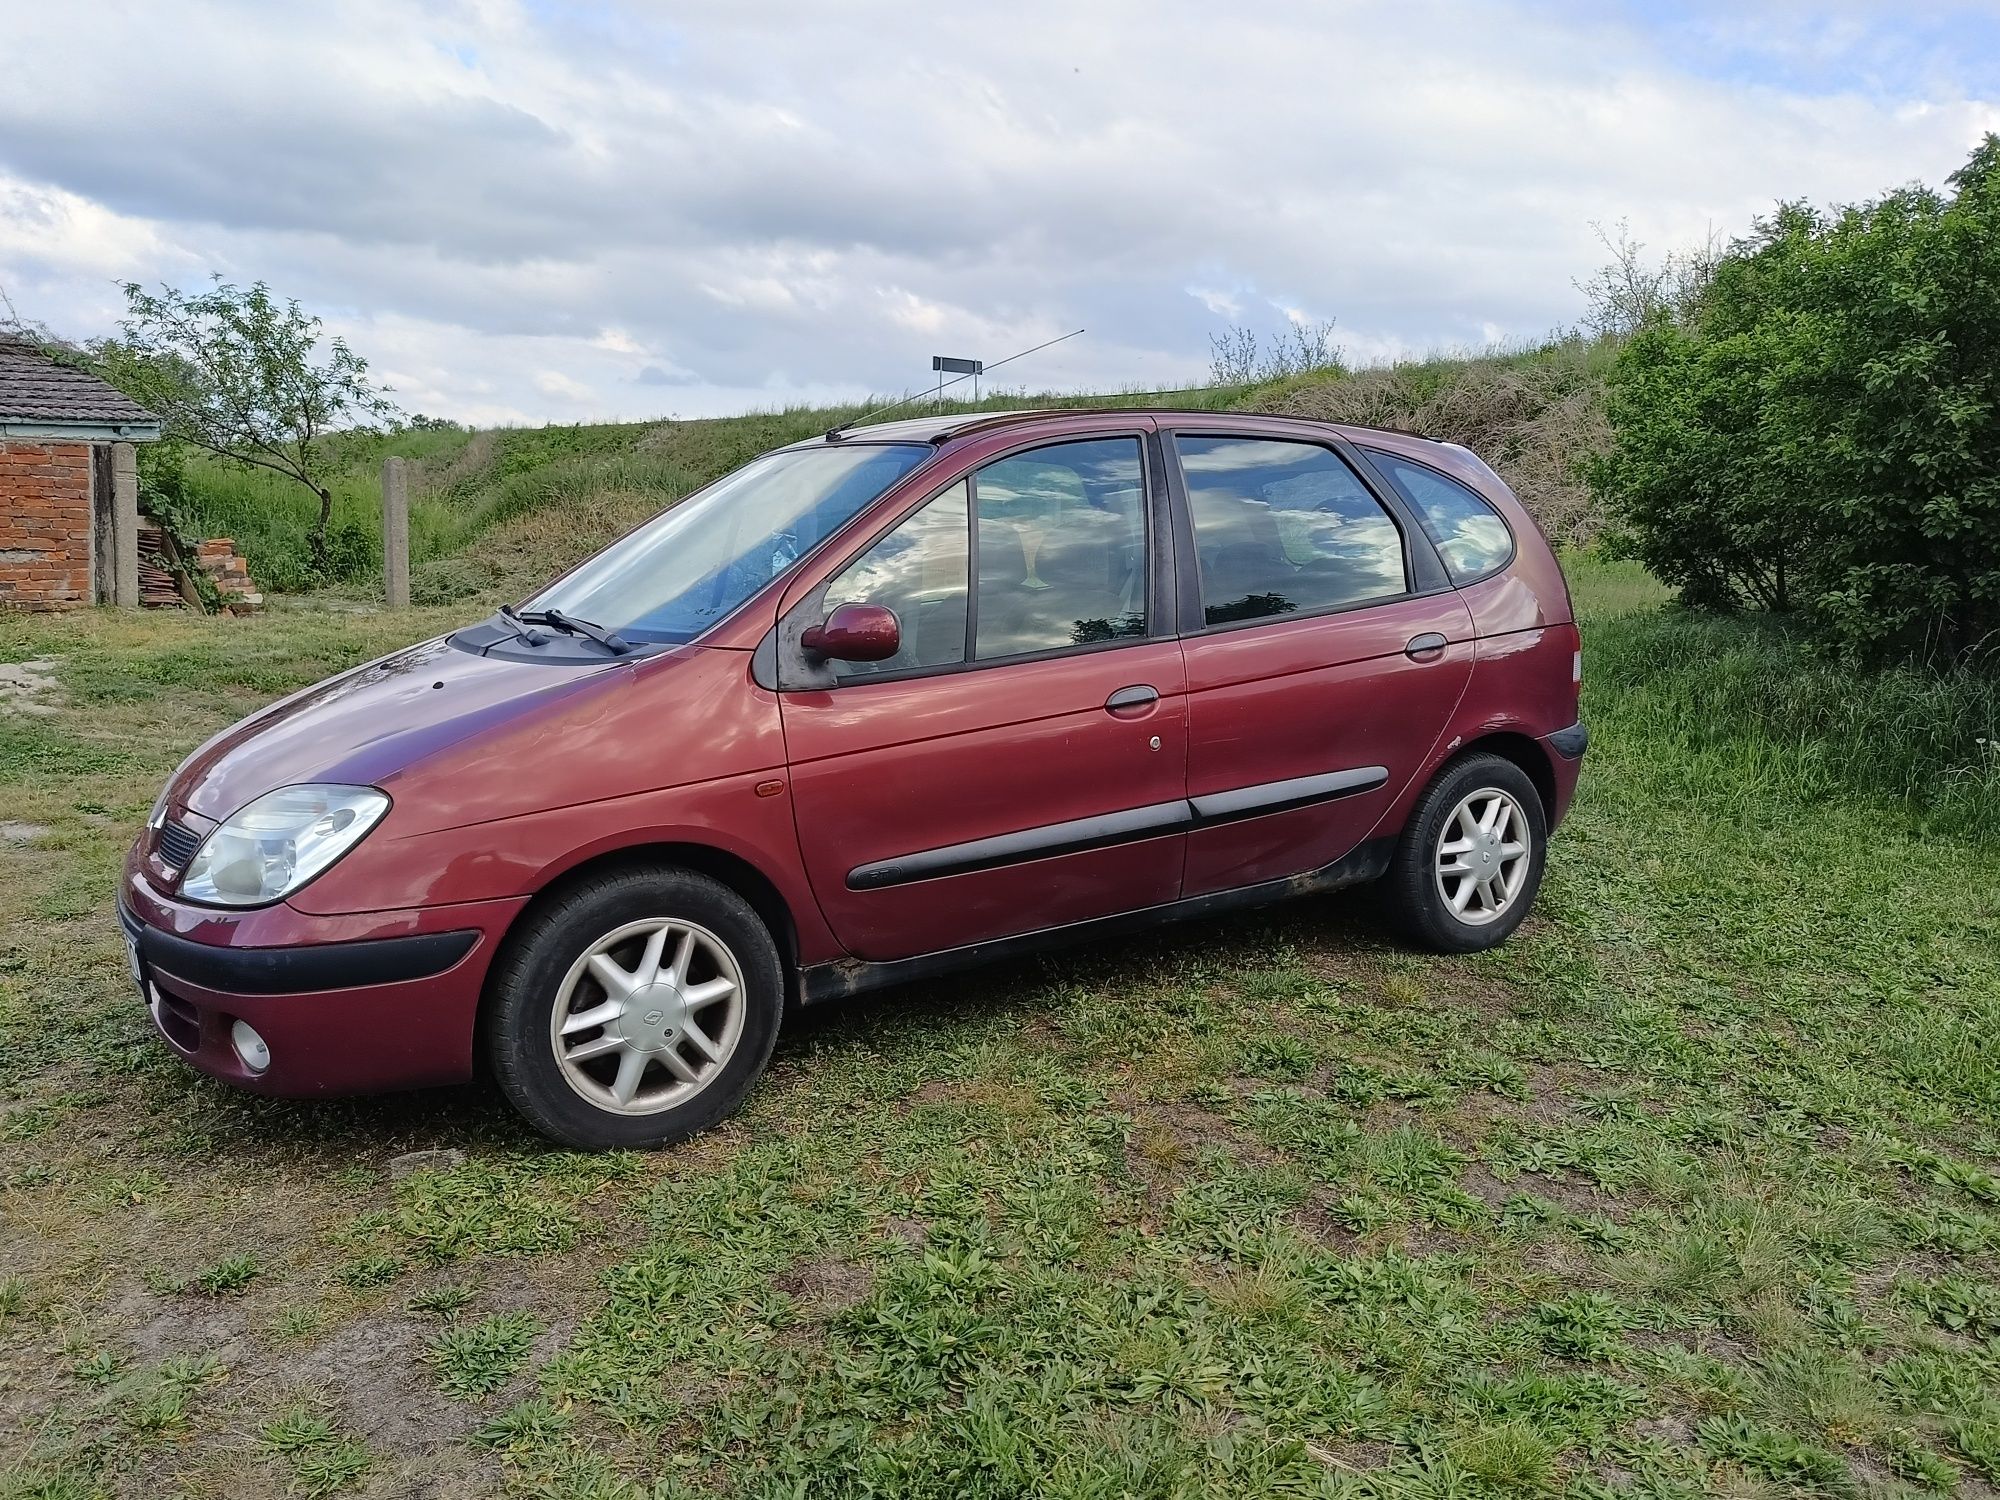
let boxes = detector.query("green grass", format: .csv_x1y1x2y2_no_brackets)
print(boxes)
1,546,1994,1495
429,1311,544,1401
260,1398,372,1497
1584,589,2000,841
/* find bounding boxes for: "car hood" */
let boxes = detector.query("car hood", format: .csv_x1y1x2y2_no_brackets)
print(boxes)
169,636,625,824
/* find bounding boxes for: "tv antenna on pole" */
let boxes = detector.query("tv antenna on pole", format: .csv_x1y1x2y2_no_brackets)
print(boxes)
825,328,1085,439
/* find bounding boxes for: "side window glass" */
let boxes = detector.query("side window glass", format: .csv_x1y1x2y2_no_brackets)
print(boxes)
822,480,969,678
1371,452,1514,583
973,438,1147,659
1176,437,1406,625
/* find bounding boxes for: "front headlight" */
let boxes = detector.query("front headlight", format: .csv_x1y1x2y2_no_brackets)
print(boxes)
180,785,390,907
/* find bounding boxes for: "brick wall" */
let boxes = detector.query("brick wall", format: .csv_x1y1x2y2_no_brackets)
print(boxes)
0,439,94,610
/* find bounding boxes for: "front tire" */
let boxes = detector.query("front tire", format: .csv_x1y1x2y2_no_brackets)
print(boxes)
1385,752,1547,953
486,866,783,1149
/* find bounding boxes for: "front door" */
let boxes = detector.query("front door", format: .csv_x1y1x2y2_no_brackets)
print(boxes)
781,433,1188,962
1167,431,1475,896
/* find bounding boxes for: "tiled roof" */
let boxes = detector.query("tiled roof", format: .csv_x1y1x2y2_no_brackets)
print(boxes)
0,335,158,429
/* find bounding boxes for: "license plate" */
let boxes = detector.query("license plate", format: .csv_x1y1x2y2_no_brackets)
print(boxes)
124,932,146,993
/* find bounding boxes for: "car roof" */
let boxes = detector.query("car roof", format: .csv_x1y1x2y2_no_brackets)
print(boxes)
810,406,1446,451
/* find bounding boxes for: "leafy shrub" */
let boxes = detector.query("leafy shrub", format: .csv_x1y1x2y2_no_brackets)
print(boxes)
1592,135,2000,663
322,519,378,583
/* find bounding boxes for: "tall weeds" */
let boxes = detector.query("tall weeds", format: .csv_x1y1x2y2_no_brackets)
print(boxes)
1580,581,2000,840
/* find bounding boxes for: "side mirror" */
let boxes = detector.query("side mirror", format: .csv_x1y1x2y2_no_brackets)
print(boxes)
800,602,901,663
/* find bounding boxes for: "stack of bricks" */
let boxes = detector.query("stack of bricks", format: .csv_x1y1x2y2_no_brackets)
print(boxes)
0,439,93,610
136,521,186,608
193,538,263,614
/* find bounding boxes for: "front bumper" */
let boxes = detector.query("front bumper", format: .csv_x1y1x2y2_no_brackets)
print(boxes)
120,858,523,1097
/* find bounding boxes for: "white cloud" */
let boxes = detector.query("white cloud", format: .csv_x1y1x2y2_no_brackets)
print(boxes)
1187,286,1243,319
0,0,1993,420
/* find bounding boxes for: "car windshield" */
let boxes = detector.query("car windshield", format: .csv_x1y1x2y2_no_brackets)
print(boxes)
523,442,932,645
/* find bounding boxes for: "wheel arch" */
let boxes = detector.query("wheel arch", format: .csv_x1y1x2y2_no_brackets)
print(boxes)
477,841,806,1049
1450,730,1557,819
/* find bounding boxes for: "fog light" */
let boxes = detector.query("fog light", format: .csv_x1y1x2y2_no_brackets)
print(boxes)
230,1019,271,1074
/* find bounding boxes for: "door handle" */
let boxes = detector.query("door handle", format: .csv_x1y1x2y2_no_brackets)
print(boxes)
1104,684,1160,715
1405,633,1449,662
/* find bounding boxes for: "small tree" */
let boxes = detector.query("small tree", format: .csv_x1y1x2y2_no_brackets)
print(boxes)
107,278,397,574
1572,220,1720,339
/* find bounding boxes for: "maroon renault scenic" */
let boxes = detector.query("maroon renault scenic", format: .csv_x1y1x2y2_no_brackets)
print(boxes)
121,410,1585,1148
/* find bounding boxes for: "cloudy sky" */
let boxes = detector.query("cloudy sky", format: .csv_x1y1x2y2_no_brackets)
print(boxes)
1,1,1995,425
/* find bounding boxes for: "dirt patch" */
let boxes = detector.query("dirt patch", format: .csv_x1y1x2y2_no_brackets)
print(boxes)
1119,1097,1283,1216
0,822,47,842
286,1313,464,1448
1284,1200,1362,1254
0,658,61,716
112,1284,256,1370
775,1255,875,1317
1302,1438,1396,1475
1633,1413,1696,1447
1460,1161,1620,1220
389,1148,468,1180
907,1076,1049,1125
1626,1327,1756,1368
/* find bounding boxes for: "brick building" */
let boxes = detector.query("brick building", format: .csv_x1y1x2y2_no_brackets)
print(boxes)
0,336,161,610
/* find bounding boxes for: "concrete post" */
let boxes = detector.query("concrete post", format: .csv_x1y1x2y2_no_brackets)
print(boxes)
110,442,140,609
382,456,410,608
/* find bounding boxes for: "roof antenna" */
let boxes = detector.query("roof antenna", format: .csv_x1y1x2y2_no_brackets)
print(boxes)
825,328,1085,439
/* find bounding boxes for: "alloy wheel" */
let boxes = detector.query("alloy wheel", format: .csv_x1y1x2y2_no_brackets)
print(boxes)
547,917,746,1115
1433,787,1532,927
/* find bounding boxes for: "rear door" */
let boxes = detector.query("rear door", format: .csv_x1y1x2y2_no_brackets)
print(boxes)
1165,428,1475,897
779,429,1189,962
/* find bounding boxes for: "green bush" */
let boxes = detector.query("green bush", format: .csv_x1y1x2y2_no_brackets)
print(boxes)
1592,135,2000,663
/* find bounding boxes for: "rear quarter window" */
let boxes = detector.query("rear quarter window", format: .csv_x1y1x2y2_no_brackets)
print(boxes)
1370,451,1514,584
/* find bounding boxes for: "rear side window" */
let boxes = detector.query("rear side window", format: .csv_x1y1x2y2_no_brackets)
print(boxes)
1176,436,1406,626
1370,452,1513,584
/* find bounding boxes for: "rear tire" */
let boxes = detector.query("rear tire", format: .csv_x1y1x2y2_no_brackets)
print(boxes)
1385,752,1547,953
486,866,783,1149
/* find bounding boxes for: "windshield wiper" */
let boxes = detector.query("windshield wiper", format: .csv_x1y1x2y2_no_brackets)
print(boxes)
496,603,550,647
516,607,632,655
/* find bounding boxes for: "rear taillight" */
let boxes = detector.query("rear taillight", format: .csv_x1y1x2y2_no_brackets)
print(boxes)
1572,649,1582,684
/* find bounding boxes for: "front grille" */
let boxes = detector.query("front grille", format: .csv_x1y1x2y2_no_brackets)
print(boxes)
155,819,202,871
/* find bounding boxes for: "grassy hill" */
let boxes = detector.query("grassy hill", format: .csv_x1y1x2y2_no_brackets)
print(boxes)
176,342,1612,608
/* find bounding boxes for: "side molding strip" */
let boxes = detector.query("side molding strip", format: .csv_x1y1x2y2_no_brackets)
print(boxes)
847,799,1191,891
1188,765,1387,824
846,765,1390,891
